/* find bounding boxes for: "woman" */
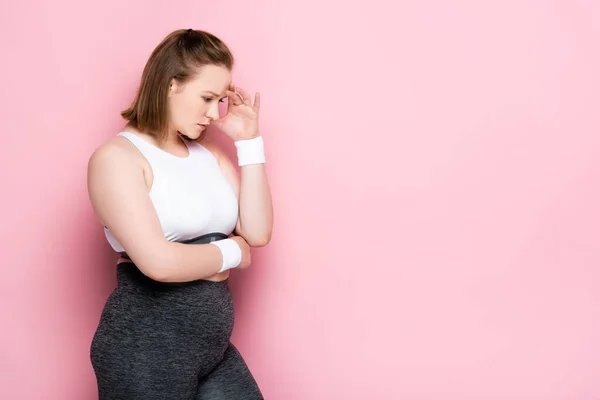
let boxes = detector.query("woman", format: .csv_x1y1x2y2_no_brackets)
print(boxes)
87,28,273,399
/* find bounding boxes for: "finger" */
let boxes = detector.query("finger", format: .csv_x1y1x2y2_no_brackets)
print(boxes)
235,86,252,106
253,92,261,114
226,90,243,106
224,86,232,113
232,90,244,104
226,83,235,111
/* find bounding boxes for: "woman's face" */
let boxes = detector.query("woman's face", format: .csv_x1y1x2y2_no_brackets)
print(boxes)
168,64,232,140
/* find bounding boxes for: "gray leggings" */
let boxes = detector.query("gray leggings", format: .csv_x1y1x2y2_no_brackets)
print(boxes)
90,261,264,399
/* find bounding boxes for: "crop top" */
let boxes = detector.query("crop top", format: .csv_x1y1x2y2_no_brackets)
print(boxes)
103,131,239,253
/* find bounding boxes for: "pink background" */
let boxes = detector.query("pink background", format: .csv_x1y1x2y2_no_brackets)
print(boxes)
2,0,600,399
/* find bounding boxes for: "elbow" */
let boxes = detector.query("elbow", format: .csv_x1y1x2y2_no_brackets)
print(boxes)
236,217,273,248
132,245,176,282
245,232,272,248
144,267,173,283
137,259,173,282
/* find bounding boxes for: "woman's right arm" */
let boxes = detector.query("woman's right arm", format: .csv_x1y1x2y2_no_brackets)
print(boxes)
87,142,241,282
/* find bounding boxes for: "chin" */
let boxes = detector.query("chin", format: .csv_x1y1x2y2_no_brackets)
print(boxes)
179,132,197,141
180,126,205,141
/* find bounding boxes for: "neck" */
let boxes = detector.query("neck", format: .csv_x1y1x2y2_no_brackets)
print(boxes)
164,129,185,147
125,124,190,157
160,130,190,157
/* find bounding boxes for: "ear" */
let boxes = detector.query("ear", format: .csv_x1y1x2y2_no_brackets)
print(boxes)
169,78,179,96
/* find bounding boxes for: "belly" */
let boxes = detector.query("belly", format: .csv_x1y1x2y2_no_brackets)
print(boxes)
92,262,236,364
91,283,235,380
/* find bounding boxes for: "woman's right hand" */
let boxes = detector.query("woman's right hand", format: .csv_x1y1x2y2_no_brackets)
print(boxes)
230,236,252,269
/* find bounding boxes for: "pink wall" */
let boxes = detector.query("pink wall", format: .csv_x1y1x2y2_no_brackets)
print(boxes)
2,0,600,398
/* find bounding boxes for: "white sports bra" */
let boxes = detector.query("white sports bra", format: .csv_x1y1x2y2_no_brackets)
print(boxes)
104,131,239,253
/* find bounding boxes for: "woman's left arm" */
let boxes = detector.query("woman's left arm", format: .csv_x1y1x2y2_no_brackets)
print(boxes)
210,84,274,247
235,162,273,246
205,143,273,247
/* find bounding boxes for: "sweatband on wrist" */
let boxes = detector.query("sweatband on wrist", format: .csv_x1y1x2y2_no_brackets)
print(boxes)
234,136,266,166
211,239,242,273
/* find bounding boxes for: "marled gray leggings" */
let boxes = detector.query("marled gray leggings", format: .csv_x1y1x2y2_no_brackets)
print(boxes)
90,261,263,399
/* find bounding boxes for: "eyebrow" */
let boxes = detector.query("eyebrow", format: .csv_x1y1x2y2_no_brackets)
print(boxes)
203,91,226,97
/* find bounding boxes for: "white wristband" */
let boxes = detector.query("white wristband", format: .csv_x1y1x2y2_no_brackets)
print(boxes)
211,239,242,273
234,136,266,166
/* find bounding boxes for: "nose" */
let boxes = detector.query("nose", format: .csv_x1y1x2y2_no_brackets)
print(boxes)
206,101,220,121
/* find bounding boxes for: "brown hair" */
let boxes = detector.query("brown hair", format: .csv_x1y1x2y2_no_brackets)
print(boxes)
121,29,234,141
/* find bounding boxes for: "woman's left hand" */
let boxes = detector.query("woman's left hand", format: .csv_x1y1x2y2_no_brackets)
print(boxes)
212,84,260,141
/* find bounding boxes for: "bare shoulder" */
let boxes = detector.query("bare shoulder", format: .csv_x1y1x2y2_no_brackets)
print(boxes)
87,135,147,223
88,135,141,170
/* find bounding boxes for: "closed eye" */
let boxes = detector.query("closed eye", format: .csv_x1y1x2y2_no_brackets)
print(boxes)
203,97,227,103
